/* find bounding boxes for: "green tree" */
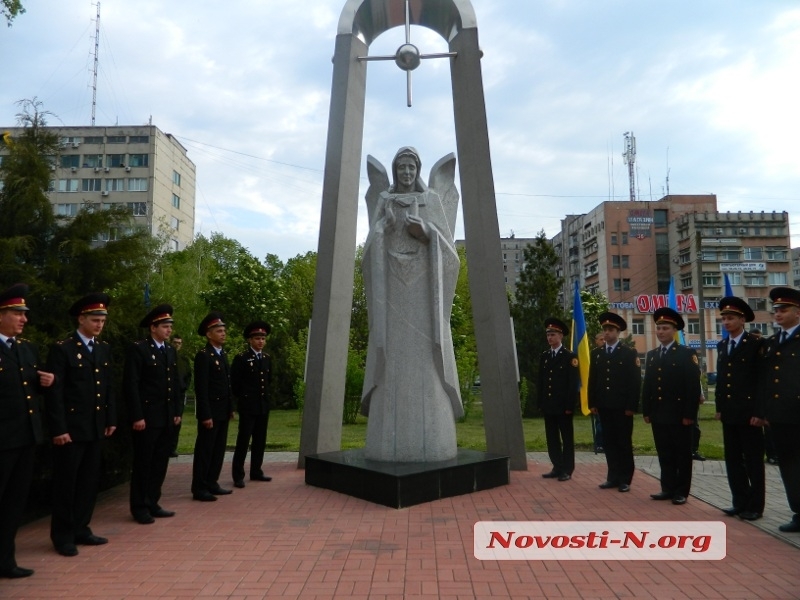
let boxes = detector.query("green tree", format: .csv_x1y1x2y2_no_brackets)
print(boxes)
512,230,566,416
451,245,478,420
1,0,24,26
579,289,610,342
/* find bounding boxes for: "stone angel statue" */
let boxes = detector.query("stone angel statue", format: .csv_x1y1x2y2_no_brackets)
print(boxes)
360,146,464,462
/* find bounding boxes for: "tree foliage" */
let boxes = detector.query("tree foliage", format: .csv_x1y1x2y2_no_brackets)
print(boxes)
578,289,610,341
511,230,566,416
1,0,24,26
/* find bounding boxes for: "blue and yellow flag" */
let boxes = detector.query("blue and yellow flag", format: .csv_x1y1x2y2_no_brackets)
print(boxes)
571,282,591,416
721,274,735,340
667,276,685,345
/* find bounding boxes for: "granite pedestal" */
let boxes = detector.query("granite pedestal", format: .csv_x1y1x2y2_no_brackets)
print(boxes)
305,448,509,508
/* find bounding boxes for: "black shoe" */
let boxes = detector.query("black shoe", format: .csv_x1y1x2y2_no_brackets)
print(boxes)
778,519,800,533
542,470,559,479
55,544,79,557
233,480,245,489
250,474,272,482
650,492,671,501
692,452,706,461
598,481,617,489
134,513,155,524
618,484,631,493
739,512,762,521
192,492,217,502
672,496,687,505
151,508,175,518
210,487,232,495
76,534,108,546
0,566,34,578
722,507,741,516
557,473,571,481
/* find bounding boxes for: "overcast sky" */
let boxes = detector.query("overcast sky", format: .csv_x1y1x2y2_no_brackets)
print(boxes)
2,1,799,261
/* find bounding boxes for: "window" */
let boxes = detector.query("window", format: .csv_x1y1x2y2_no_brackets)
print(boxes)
60,155,80,168
612,255,620,268
715,323,722,336
749,298,767,311
585,260,599,276
60,136,81,146
680,275,692,289
610,234,617,245
105,178,125,191
129,135,149,144
621,232,629,245
107,135,126,144
654,209,668,228
172,170,181,186
727,272,742,285
81,178,102,192
766,248,788,261
703,272,720,286
681,249,694,264
612,278,630,291
719,248,740,261
128,202,147,216
750,322,770,333
83,136,103,144
128,153,149,167
83,154,103,168
56,203,78,216
621,255,629,268
687,319,700,334
57,179,79,192
632,319,645,335
170,216,179,230
768,272,788,285
107,154,125,167
701,250,716,262
128,178,148,191
743,247,763,260
170,239,180,251
745,275,766,286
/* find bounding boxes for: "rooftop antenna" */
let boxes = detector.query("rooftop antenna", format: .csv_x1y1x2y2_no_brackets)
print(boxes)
622,131,636,201
665,146,670,197
91,2,100,125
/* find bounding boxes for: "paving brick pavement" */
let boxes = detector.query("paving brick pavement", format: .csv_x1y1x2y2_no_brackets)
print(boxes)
3,452,798,599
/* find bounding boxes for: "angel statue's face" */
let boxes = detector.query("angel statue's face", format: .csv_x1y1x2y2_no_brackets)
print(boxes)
395,156,417,193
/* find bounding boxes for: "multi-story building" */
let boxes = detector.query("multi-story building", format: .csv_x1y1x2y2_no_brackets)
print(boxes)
792,248,800,287
550,195,791,372
0,124,195,250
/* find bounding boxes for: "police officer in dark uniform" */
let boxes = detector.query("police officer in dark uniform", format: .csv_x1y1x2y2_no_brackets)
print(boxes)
0,284,54,578
760,286,800,532
231,321,273,488
641,307,701,505
191,312,234,502
538,317,579,481
45,293,116,557
589,312,640,493
124,304,183,524
169,334,192,457
715,296,765,521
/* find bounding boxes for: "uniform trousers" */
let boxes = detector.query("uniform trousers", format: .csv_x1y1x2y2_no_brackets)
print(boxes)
50,440,103,547
597,408,634,485
130,425,172,518
232,412,270,482
722,422,765,514
0,445,34,570
770,422,800,516
543,413,574,475
191,419,229,495
651,422,693,497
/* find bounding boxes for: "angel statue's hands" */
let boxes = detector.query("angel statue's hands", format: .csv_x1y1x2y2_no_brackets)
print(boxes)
405,214,430,241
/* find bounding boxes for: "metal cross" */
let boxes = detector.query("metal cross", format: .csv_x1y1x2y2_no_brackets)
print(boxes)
357,0,457,107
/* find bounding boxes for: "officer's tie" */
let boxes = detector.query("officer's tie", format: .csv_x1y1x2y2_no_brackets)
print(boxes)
729,339,736,354
781,331,789,344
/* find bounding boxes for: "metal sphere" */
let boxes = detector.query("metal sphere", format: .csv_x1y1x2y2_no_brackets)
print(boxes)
395,43,421,71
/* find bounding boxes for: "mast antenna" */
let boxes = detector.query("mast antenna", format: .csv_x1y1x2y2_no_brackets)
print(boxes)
91,2,101,125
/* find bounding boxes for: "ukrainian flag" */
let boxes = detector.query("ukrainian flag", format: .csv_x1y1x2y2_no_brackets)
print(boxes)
667,276,685,345
571,281,591,416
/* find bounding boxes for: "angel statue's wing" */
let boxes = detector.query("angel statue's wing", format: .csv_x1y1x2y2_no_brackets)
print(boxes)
365,155,390,229
428,153,458,240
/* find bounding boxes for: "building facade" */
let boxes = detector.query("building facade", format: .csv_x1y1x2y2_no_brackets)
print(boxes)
1,124,195,250
550,196,791,373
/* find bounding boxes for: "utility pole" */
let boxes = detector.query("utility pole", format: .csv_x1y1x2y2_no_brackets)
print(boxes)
91,2,100,125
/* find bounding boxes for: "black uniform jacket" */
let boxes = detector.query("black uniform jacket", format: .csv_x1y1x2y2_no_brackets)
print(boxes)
231,348,271,415
715,332,763,424
123,338,182,427
588,343,641,413
537,347,580,415
194,344,233,422
641,343,700,424
760,328,800,425
0,338,45,449
45,333,116,441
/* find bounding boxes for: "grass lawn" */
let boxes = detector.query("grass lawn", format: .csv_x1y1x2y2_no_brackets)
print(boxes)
176,390,725,460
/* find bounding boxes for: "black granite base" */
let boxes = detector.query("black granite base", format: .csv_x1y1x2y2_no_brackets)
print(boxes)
304,448,509,508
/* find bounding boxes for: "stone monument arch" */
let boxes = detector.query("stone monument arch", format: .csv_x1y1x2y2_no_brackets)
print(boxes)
299,0,527,471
